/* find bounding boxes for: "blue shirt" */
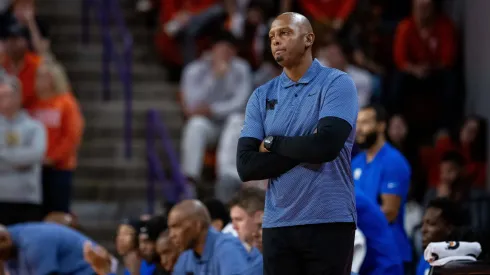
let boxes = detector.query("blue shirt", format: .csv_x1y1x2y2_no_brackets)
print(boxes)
173,227,250,275
352,142,412,262
122,260,156,275
356,190,403,275
247,247,263,275
416,255,431,275
6,222,95,275
240,59,358,228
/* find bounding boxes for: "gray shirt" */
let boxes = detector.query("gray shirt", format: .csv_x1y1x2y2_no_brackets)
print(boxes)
0,111,46,204
182,56,252,120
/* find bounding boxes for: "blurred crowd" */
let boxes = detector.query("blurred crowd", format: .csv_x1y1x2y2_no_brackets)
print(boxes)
0,0,489,274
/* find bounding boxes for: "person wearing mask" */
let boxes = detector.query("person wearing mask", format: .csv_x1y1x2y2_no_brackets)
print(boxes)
180,31,251,202
416,198,466,275
356,189,403,275
352,104,412,270
168,200,250,275
0,222,98,274
28,61,84,215
229,187,264,274
0,73,46,225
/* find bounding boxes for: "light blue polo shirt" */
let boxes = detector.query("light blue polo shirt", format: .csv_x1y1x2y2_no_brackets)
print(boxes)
172,227,250,275
240,59,358,228
6,222,95,275
352,142,412,262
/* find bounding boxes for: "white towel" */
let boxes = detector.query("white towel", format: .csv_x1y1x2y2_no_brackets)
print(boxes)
424,241,482,266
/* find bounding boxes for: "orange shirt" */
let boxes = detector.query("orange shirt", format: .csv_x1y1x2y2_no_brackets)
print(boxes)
2,52,42,109
28,93,84,170
160,0,217,23
393,15,457,70
298,0,357,22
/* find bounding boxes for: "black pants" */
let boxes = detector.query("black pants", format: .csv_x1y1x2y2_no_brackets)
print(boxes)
0,202,43,225
42,166,73,215
263,223,355,275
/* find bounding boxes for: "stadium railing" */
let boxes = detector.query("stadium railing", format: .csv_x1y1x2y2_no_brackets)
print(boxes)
81,0,133,158
146,109,188,214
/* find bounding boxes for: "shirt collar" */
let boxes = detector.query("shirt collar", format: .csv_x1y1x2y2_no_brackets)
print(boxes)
199,227,220,262
280,58,322,88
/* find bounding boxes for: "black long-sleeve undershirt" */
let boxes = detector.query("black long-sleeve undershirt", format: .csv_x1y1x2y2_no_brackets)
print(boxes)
236,137,299,182
269,116,352,163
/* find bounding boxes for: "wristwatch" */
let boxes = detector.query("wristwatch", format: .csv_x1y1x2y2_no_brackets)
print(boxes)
264,136,274,151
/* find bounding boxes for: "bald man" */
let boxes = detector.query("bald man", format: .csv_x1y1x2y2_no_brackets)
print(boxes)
237,13,358,275
168,200,253,275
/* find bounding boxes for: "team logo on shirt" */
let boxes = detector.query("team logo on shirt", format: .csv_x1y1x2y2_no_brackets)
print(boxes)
353,168,362,180
387,182,398,189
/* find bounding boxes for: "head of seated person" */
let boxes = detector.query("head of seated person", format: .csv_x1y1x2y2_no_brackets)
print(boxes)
204,198,230,232
4,22,30,63
139,214,168,264
156,230,181,273
437,151,469,202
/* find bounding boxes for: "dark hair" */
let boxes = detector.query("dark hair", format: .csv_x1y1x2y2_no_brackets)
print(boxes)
212,31,238,48
440,150,466,167
362,104,388,124
204,198,231,226
451,115,487,162
141,215,168,242
427,198,465,227
229,187,266,214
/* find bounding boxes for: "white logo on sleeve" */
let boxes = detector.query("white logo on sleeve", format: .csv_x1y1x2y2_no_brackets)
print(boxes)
387,182,398,189
353,168,362,180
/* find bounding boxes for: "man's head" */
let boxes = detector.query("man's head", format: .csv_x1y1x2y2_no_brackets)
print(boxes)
356,104,388,150
0,73,22,117
422,198,465,248
204,198,230,231
387,114,408,146
211,31,237,64
317,42,347,70
139,215,168,263
229,187,265,246
155,231,180,272
0,225,13,261
413,0,435,26
269,12,314,67
5,23,30,61
168,200,211,251
440,151,465,186
252,212,263,252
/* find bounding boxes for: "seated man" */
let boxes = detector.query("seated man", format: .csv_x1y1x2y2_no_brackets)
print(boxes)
168,200,250,275
0,222,97,275
204,198,231,232
180,31,251,202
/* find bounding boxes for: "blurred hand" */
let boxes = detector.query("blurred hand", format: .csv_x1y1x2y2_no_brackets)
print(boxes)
191,105,211,117
14,2,35,24
83,241,112,275
259,140,269,153
410,65,430,79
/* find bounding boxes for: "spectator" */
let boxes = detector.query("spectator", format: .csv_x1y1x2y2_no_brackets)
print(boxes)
355,189,403,275
427,115,487,189
155,231,180,275
180,31,251,202
416,198,466,275
352,104,413,269
229,186,265,251
2,22,41,109
251,211,263,253
168,200,251,275
0,222,98,275
392,0,458,129
138,215,168,275
0,73,46,225
317,41,373,108
28,61,84,215
203,198,231,232
116,219,142,258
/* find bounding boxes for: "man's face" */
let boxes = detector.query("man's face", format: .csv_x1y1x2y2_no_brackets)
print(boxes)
252,212,263,252
230,206,257,245
460,119,479,146
116,224,136,256
168,210,198,251
323,45,346,70
440,161,462,185
0,231,12,261
139,234,157,263
421,207,451,248
356,108,382,149
387,115,407,145
5,36,28,60
212,42,235,63
0,84,19,117
269,17,308,67
156,236,179,272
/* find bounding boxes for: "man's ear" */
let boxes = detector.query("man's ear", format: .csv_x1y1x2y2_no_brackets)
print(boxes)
305,33,315,49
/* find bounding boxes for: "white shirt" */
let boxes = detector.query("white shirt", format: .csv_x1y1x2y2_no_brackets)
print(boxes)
352,229,367,274
345,65,373,108
221,223,238,237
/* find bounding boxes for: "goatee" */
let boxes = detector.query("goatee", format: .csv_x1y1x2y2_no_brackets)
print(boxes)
357,131,378,150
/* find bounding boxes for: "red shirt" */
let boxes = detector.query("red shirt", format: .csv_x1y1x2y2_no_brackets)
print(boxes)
394,15,457,70
160,0,217,23
298,0,357,22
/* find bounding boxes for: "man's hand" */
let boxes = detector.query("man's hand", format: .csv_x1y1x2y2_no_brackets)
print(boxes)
190,104,211,117
259,140,269,153
83,241,112,275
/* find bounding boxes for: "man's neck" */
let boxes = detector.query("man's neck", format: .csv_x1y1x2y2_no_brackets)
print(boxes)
194,227,209,256
366,138,385,162
283,54,313,82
